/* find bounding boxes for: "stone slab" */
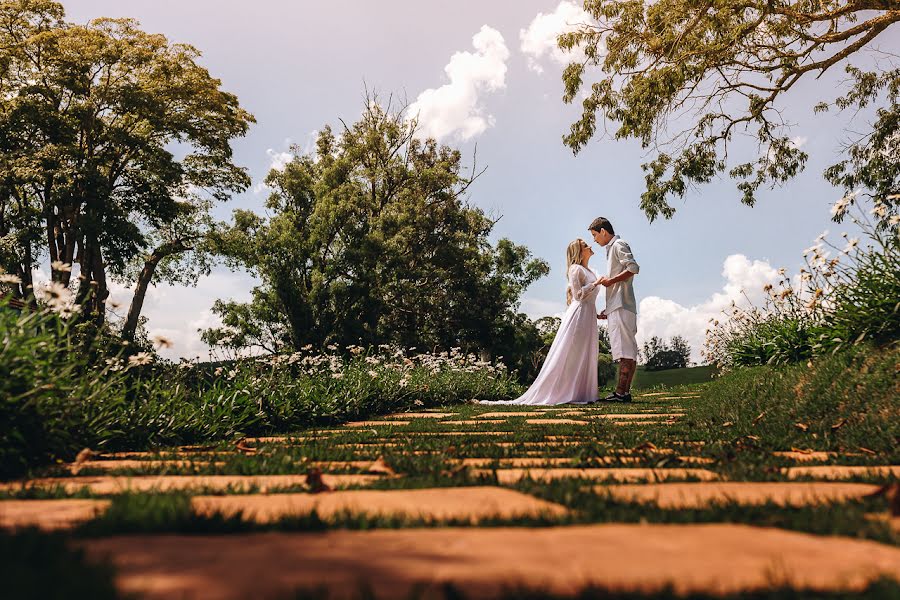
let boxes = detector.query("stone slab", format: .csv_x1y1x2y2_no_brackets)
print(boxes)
471,468,720,484
784,466,900,480
525,419,590,425
80,524,900,599
0,474,383,495
592,413,684,419
475,412,546,419
192,487,567,523
773,451,835,462
384,413,454,419
599,482,882,509
0,499,111,530
66,460,221,473
345,421,411,427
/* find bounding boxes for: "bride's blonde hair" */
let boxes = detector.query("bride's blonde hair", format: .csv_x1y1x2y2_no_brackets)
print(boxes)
565,239,585,305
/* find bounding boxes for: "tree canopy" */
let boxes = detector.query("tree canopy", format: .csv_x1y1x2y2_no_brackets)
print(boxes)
205,100,549,366
560,0,900,221
0,0,254,328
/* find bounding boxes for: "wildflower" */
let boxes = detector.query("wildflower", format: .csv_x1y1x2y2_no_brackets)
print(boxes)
398,377,409,388
301,344,313,351
0,273,22,285
871,203,888,219
831,191,857,219
327,344,338,351
51,260,72,273
842,238,859,253
763,284,773,292
214,367,224,376
779,289,793,299
367,370,378,378
349,345,363,355
151,334,173,349
127,352,153,368
815,230,830,242
332,372,344,379
890,215,900,226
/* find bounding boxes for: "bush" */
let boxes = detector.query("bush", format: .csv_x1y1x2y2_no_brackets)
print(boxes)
597,354,617,385
705,199,899,369
0,302,523,479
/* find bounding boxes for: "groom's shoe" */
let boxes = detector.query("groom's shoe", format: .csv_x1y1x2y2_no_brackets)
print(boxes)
602,392,632,403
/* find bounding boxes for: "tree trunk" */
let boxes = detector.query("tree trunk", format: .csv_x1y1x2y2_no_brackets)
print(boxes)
122,240,189,342
122,254,161,342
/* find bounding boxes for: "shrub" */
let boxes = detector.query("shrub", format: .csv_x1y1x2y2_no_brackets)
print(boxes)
1,301,523,478
705,198,899,369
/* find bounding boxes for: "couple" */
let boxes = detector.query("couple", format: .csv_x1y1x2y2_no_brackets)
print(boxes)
487,217,640,406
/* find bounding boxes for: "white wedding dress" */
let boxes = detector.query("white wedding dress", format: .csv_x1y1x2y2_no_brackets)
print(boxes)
484,263,600,405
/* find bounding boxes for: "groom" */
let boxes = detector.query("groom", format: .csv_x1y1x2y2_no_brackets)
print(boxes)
589,217,640,402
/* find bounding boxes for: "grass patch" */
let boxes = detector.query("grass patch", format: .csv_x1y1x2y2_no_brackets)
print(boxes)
687,345,899,455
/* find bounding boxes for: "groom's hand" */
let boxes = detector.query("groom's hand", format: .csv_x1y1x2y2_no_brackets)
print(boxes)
597,276,612,287
597,311,607,320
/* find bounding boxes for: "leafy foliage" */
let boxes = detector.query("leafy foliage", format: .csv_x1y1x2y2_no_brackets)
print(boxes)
206,99,549,371
0,1,253,327
642,335,691,370
559,0,900,220
0,301,521,479
705,199,899,369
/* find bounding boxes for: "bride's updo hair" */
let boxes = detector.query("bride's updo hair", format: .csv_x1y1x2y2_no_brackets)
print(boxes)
565,239,585,305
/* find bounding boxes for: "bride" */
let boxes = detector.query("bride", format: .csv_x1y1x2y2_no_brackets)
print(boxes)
484,239,603,405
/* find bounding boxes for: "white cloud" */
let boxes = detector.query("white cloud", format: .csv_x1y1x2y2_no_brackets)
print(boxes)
407,25,509,141
266,148,293,172
521,297,567,321
520,1,594,74
637,254,782,363
791,136,808,149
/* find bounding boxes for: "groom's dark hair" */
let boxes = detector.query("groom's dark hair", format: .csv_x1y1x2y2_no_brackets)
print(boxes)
588,217,614,235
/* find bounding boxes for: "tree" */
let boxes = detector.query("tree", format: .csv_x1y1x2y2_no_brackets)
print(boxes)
559,0,900,221
642,335,691,370
0,1,254,330
206,99,550,364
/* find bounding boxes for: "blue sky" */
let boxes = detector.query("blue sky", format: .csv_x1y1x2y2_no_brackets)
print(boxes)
66,1,899,361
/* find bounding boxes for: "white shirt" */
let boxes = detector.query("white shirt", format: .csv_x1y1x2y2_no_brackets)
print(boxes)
605,235,640,313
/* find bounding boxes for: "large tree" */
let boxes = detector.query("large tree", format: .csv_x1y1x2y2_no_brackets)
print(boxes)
205,100,549,362
0,0,254,328
559,0,900,221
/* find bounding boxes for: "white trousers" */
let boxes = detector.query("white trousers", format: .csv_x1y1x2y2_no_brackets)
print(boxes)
607,308,638,361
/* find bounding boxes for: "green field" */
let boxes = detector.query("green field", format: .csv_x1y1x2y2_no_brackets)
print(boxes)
621,365,716,390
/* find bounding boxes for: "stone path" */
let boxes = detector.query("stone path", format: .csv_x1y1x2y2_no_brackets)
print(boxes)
4,390,899,598
79,525,900,600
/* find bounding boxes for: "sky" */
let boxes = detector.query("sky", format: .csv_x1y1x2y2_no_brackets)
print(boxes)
64,1,900,363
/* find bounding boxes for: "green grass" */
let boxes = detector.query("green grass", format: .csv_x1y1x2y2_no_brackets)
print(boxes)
628,365,716,390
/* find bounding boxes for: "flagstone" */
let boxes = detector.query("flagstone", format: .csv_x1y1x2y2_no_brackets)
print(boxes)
191,487,568,523
0,499,111,530
66,460,221,474
475,411,547,418
471,467,721,484
773,451,836,462
383,413,455,419
598,482,882,509
784,465,900,480
591,413,685,419
0,474,383,495
79,524,900,599
345,421,411,427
